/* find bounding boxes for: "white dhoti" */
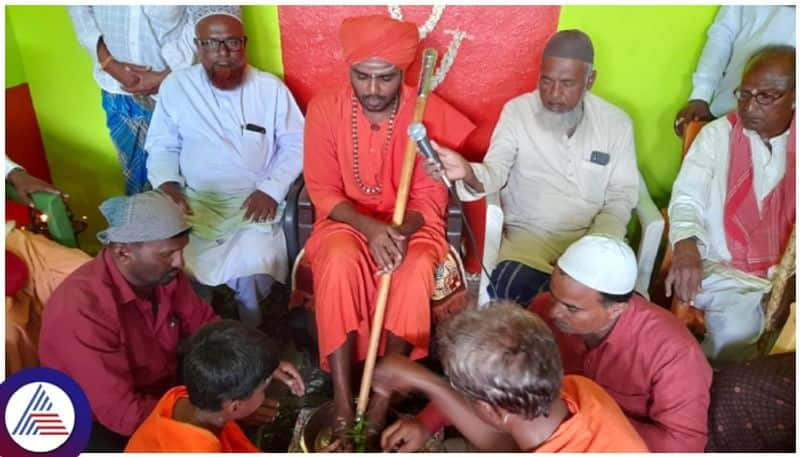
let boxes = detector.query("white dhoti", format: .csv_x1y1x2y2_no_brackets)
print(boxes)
694,266,771,363
185,227,288,327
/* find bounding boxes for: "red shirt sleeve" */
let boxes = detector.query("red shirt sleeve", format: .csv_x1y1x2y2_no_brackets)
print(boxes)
629,341,712,451
64,288,159,436
303,94,349,221
416,402,450,433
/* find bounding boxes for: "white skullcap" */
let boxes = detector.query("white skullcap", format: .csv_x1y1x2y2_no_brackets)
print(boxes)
191,6,242,27
556,234,637,295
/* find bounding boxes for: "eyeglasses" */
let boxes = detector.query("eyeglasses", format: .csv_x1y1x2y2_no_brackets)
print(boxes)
195,37,246,52
733,87,790,106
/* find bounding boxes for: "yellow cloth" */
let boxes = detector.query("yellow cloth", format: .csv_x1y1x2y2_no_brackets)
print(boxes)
5,229,90,376
770,301,796,355
185,188,284,241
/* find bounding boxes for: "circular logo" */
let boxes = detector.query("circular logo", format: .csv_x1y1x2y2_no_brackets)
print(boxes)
0,368,91,457
5,382,75,452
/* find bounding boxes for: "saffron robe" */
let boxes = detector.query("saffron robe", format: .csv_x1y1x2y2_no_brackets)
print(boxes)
303,84,474,370
125,386,259,452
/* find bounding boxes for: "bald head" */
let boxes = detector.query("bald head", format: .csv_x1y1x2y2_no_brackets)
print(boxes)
542,29,594,65
743,45,795,87
736,45,795,139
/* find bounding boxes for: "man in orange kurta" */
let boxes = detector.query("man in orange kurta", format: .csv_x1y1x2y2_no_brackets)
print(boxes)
303,14,474,439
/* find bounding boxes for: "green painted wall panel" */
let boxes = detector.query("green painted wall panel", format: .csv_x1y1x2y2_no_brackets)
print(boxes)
7,6,122,253
558,5,719,206
243,6,284,78
6,11,26,87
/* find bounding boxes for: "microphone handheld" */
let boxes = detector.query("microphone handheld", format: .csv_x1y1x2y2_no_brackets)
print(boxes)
407,122,452,188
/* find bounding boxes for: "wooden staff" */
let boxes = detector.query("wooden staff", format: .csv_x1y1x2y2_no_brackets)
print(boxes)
355,48,439,419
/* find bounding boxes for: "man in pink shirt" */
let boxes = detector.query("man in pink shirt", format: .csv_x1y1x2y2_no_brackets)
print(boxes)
380,235,712,452
39,191,219,451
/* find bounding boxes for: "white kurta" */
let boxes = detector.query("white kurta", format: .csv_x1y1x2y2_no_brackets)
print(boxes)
67,6,195,97
668,116,790,361
689,6,795,117
146,64,304,286
457,90,639,274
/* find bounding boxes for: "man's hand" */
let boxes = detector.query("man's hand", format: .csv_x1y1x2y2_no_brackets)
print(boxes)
6,168,65,207
674,100,714,137
105,60,151,89
159,181,193,215
381,417,432,452
665,238,704,303
273,361,305,397
122,68,170,96
420,141,471,182
241,190,278,223
363,221,406,273
239,398,280,426
372,354,435,398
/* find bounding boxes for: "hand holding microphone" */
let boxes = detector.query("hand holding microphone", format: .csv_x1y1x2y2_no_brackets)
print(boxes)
408,122,471,188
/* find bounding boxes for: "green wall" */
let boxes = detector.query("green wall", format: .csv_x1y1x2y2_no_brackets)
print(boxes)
6,6,284,252
5,12,26,88
558,5,719,206
6,5,720,251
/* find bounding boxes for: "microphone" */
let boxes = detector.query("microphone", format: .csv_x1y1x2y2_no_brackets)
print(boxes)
407,122,452,188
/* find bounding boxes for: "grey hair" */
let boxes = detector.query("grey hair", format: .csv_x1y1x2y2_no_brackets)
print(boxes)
436,301,563,420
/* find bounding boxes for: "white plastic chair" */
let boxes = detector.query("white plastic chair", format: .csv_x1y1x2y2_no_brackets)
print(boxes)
477,171,664,305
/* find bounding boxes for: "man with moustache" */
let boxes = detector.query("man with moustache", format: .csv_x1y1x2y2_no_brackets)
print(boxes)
146,11,304,327
39,191,219,450
667,46,795,363
427,30,638,305
302,15,474,444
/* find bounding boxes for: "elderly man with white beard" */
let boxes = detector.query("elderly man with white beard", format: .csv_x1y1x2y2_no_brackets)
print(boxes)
428,29,639,305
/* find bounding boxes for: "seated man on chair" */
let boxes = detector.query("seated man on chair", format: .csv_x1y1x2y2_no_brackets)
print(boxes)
146,10,304,328
302,15,474,443
426,30,638,305
667,46,795,363
39,191,219,450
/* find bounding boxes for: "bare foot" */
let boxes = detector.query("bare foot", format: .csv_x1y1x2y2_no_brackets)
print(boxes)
367,395,390,435
330,399,354,452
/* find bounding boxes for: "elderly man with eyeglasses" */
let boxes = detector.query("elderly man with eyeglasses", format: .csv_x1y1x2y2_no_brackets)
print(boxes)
146,10,304,328
667,45,795,363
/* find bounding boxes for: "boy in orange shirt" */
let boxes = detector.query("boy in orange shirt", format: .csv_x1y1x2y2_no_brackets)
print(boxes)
126,320,305,452
372,303,648,452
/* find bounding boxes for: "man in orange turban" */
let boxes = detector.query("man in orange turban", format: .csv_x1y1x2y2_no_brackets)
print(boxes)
303,14,475,446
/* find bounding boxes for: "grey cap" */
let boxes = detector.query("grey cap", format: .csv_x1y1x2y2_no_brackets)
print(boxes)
96,190,190,245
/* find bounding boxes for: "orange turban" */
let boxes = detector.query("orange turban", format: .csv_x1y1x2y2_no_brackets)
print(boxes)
340,15,419,70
